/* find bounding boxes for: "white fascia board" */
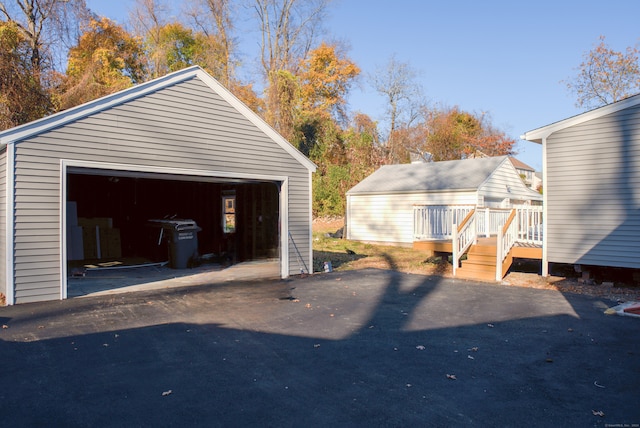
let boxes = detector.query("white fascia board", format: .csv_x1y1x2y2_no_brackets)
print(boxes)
521,94,640,143
0,66,203,147
5,143,15,305
194,69,317,173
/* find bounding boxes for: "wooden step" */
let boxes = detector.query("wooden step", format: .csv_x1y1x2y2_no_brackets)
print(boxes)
464,253,496,265
468,244,496,256
456,265,496,281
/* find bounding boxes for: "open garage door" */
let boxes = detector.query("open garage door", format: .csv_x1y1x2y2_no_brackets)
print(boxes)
63,163,284,297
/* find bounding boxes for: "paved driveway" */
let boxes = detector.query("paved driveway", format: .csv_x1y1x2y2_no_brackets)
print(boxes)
0,269,638,427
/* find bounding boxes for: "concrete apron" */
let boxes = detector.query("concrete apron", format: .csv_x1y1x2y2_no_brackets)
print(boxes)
67,259,281,298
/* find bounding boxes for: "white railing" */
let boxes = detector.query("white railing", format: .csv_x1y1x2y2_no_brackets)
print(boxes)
452,210,476,275
414,205,543,245
496,210,518,281
414,205,474,240
515,206,543,244
476,208,512,238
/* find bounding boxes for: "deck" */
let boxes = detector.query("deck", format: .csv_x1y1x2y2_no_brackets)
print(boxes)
414,238,542,260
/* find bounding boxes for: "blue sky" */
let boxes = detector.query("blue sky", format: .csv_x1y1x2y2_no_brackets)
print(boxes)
85,0,640,171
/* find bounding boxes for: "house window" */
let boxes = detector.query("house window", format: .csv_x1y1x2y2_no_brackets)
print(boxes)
222,191,236,233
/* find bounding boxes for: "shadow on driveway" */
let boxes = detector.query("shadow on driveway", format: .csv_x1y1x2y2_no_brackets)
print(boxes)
0,260,638,427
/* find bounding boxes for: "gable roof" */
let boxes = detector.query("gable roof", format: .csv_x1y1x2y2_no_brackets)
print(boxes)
0,66,316,172
347,156,508,195
521,93,640,144
509,156,535,172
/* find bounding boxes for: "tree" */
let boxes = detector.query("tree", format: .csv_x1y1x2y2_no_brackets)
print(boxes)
59,17,146,109
565,36,640,110
298,42,359,122
370,54,427,163
0,0,89,72
152,22,198,74
129,0,168,78
185,0,235,86
397,106,515,163
0,20,56,129
252,0,329,136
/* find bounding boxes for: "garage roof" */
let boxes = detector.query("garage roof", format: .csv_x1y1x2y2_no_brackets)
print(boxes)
0,66,316,172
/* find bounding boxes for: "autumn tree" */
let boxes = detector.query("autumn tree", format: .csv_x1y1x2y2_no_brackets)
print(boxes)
0,0,89,126
0,20,55,129
129,0,168,78
59,17,146,110
253,0,329,136
295,42,359,157
565,36,640,110
413,107,515,162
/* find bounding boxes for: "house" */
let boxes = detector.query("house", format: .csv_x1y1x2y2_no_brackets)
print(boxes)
345,156,542,246
509,157,541,191
0,66,316,305
522,94,640,277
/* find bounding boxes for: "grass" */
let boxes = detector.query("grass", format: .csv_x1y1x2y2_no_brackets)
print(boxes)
312,218,451,276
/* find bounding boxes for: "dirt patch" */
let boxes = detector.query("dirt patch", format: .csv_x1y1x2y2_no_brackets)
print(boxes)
313,217,640,302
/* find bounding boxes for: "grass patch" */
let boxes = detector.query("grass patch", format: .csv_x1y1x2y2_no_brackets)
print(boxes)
312,218,451,276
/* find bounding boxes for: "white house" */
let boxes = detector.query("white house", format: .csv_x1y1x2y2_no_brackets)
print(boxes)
0,66,316,304
346,156,542,246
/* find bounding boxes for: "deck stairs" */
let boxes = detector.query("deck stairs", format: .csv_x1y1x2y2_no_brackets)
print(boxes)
455,237,507,281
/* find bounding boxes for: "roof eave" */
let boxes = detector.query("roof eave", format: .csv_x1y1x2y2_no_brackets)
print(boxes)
520,93,640,144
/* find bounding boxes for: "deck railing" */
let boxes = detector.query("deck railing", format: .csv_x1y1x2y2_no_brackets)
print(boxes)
413,205,474,240
476,208,512,238
452,209,477,276
496,209,518,281
515,206,543,243
414,205,543,245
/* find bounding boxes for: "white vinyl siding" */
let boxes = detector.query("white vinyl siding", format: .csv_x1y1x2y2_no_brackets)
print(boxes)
546,105,640,268
10,76,312,303
478,160,540,206
347,191,478,244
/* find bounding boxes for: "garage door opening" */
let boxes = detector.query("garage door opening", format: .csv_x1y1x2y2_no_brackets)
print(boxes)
65,168,282,296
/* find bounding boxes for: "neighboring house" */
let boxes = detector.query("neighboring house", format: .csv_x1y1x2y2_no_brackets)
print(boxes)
509,157,540,190
346,156,542,245
522,94,640,276
0,66,316,305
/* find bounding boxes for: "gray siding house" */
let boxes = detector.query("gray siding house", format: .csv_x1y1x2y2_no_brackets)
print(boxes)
346,156,542,245
522,95,640,276
0,66,316,305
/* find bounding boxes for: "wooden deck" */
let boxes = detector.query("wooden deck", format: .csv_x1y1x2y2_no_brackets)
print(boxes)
414,238,542,260
413,240,453,254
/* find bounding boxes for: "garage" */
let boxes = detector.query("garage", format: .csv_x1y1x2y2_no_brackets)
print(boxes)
0,66,316,304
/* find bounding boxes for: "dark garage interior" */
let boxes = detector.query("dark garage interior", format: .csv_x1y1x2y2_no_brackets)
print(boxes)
66,171,280,271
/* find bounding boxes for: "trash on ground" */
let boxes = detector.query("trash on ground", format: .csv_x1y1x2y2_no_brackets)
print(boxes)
604,301,640,318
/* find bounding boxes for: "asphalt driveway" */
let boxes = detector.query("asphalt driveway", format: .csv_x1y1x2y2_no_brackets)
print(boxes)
0,269,638,427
